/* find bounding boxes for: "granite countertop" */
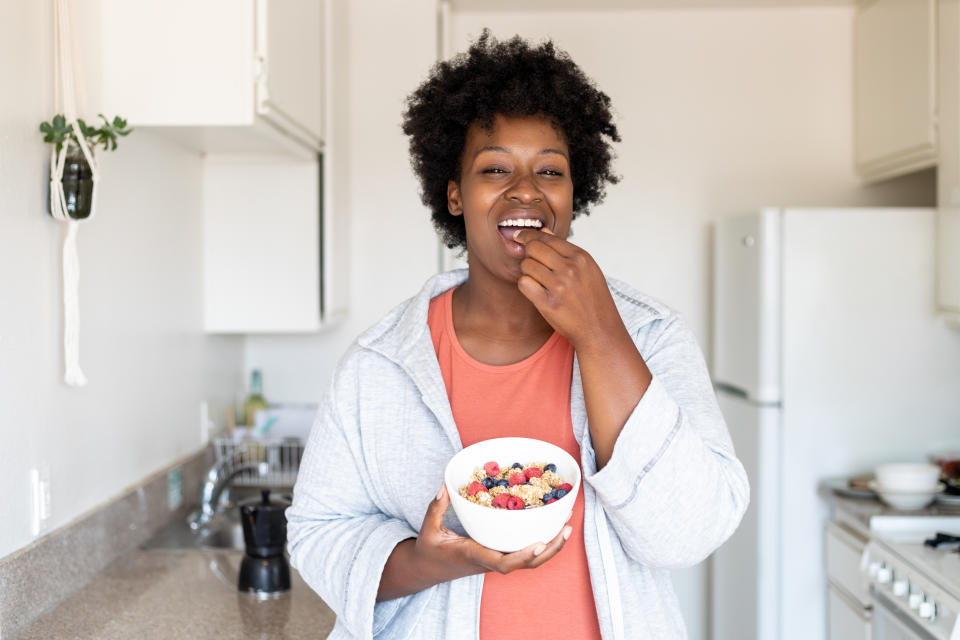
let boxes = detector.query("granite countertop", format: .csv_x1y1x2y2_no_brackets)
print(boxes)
16,548,336,639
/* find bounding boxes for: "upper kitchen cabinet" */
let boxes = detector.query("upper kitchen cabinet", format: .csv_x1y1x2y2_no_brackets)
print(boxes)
854,0,938,183
80,0,324,157
938,0,960,317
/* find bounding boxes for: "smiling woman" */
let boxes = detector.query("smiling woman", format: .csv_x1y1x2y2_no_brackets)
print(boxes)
286,30,749,640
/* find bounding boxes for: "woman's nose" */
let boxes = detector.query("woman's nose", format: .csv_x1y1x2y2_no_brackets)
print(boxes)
505,173,542,204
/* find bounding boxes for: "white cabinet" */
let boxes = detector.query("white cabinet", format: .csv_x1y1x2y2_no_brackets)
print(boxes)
827,586,871,640
203,152,346,333
88,0,324,156
854,0,937,183
938,0,960,317
825,521,871,640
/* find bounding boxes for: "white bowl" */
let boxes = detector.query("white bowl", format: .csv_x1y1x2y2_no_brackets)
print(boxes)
874,463,941,492
444,437,581,553
868,480,945,511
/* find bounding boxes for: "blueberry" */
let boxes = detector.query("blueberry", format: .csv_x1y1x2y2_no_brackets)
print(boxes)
482,477,495,489
496,479,509,488
511,462,523,469
543,463,557,473
542,491,555,502
555,488,569,499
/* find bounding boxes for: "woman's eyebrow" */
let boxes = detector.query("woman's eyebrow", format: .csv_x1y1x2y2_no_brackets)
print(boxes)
473,146,569,160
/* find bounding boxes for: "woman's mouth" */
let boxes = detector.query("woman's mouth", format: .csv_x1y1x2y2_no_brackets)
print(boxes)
497,218,543,242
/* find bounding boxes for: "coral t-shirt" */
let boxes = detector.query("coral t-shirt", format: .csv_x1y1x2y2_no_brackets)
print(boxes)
428,287,602,640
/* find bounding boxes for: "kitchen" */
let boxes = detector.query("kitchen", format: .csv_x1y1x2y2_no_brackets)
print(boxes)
2,0,959,638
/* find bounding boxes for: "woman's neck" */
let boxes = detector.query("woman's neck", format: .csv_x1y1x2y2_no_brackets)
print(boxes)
452,271,554,342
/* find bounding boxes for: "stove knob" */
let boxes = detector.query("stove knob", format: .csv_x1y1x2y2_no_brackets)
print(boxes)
908,590,924,609
868,561,881,578
918,599,937,621
877,566,893,584
893,578,909,597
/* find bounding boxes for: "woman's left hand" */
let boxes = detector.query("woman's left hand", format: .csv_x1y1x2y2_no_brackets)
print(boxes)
513,228,623,350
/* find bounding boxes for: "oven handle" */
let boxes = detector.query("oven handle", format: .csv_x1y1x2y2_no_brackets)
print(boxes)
872,587,941,640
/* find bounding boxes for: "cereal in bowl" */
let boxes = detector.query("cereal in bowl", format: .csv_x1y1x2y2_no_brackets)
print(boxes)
458,461,573,509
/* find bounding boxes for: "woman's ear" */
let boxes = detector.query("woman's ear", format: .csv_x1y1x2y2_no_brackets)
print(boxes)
447,180,463,217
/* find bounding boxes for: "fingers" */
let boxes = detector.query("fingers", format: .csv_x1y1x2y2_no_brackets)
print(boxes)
517,274,549,308
422,485,450,533
526,525,573,569
490,525,574,574
513,228,576,258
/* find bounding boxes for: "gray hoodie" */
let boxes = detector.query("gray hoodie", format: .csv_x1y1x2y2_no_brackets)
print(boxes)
287,269,749,639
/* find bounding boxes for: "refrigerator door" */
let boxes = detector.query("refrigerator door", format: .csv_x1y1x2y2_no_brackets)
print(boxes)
713,209,782,404
711,391,780,640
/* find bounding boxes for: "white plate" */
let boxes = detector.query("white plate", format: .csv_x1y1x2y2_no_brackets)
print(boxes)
823,476,876,499
935,492,960,506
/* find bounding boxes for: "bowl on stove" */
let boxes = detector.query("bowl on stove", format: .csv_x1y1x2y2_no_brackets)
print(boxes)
874,463,941,492
868,480,945,510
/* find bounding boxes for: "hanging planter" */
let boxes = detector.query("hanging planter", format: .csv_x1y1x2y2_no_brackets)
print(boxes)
40,114,131,220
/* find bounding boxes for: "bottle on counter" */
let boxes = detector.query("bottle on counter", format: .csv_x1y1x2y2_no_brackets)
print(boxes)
243,369,269,427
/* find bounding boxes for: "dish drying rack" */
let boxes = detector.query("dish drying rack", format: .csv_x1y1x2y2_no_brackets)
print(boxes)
213,437,305,488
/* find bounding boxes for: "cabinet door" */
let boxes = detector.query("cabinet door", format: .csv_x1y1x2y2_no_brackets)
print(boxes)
256,0,325,146
938,0,960,317
855,0,937,182
827,585,871,640
203,155,321,333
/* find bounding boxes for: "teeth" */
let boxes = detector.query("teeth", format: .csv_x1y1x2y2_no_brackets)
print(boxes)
498,219,543,228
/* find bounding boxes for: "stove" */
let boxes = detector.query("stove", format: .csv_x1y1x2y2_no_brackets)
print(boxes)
864,523,960,640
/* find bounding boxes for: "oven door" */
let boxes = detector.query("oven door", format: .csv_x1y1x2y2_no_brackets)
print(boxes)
871,590,939,640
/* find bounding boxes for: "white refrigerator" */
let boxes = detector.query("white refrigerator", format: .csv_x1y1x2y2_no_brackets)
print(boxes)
709,207,960,640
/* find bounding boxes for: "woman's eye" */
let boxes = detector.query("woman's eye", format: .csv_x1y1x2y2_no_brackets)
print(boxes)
540,169,564,177
481,167,508,174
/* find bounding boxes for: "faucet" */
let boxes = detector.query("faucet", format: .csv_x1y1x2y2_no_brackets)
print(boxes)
189,453,268,530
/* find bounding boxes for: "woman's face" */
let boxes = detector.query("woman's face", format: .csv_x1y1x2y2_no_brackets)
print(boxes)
448,113,574,282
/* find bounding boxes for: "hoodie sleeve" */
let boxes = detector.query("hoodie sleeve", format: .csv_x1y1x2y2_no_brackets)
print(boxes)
583,313,750,569
286,373,422,639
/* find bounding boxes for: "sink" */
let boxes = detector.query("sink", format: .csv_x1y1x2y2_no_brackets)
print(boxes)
143,511,246,551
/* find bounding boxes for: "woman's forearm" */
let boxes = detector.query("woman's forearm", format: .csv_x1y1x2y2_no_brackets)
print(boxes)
575,322,652,470
376,538,479,602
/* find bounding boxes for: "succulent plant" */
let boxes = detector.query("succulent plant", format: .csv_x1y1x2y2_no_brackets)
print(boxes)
39,113,132,155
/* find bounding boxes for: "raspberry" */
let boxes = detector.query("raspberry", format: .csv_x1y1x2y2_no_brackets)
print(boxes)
508,471,526,487
483,461,500,477
544,498,557,504
524,467,543,480
556,483,573,493
467,481,487,496
492,493,511,509
506,496,525,510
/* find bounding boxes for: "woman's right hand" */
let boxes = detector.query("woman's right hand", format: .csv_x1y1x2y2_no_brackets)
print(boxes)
377,485,572,601
415,485,572,576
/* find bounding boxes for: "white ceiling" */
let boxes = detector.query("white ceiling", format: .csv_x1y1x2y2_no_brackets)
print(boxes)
449,0,856,11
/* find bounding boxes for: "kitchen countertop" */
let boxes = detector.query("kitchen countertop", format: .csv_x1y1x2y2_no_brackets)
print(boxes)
16,548,336,639
819,481,960,535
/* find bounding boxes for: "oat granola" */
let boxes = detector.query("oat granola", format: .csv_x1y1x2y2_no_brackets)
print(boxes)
458,461,574,509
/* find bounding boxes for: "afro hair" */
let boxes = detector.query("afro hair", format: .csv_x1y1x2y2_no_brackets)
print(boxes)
402,30,621,250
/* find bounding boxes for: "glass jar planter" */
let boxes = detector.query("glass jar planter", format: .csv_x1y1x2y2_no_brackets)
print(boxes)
50,144,94,220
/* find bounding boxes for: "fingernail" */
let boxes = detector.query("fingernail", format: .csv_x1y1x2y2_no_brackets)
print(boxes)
563,526,572,540
543,227,555,235
512,229,521,241
533,543,546,556
436,485,445,500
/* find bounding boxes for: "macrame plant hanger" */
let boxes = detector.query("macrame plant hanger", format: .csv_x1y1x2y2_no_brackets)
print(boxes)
50,0,98,387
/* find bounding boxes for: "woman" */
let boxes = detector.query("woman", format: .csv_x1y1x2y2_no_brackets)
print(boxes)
287,32,749,640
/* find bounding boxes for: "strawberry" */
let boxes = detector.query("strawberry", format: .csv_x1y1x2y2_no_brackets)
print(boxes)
467,481,487,496
506,496,525,510
492,493,511,509
483,461,500,477
524,467,543,480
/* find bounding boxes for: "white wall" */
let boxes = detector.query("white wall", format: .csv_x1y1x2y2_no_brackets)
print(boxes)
0,0,244,559
446,7,934,640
